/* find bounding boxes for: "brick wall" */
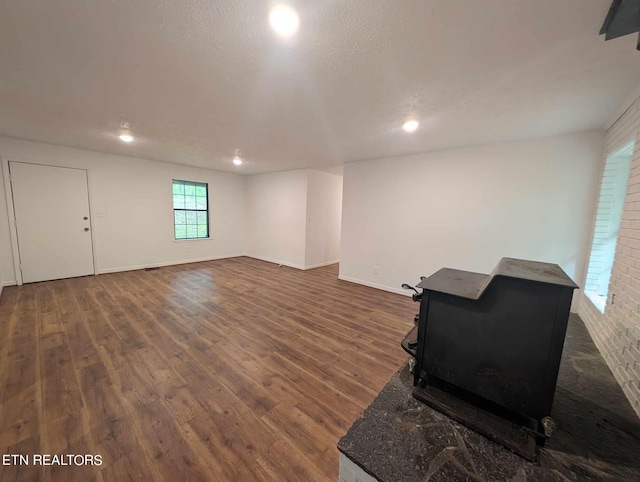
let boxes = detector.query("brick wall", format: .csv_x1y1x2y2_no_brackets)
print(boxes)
579,96,640,419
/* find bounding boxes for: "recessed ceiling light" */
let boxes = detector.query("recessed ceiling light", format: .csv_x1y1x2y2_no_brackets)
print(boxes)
233,156,242,166
119,134,134,143
402,120,419,133
269,5,300,37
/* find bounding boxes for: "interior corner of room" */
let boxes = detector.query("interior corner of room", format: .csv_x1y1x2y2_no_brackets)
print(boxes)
1,1,640,480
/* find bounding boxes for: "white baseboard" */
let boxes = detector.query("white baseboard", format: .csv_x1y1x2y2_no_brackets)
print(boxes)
97,253,246,275
246,255,340,271
303,259,339,270
338,274,411,297
244,254,306,270
338,274,581,313
1,281,17,287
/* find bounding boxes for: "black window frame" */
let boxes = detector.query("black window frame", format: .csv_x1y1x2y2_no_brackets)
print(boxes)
172,179,209,240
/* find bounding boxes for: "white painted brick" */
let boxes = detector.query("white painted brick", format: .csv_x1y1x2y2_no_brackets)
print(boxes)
580,97,640,420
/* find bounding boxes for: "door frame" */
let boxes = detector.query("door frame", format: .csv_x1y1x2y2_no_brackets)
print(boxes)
2,157,98,285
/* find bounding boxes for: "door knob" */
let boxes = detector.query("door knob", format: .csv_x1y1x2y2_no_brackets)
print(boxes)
83,216,88,220
84,227,90,232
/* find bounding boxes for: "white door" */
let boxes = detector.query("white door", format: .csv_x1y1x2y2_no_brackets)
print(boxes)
10,162,95,283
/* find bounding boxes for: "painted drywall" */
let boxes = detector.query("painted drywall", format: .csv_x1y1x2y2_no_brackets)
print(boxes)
0,136,246,285
579,96,640,419
0,245,3,298
305,171,342,269
245,170,308,269
0,161,6,295
245,169,343,270
339,130,604,312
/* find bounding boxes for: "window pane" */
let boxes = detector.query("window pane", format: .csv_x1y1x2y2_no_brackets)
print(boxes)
174,211,186,225
173,180,208,240
186,225,198,238
173,195,185,209
172,182,184,195
175,225,187,239
185,195,196,209
185,210,197,224
584,140,634,311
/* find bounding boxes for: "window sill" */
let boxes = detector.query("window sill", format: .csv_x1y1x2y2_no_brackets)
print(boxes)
173,237,212,242
585,291,606,314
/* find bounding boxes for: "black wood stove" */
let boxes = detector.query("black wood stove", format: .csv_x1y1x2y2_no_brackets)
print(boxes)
401,257,578,459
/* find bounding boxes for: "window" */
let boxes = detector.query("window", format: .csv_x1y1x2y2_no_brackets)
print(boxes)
172,180,209,239
584,141,634,312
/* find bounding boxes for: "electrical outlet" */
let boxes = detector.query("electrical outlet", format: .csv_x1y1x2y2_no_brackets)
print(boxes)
373,266,379,275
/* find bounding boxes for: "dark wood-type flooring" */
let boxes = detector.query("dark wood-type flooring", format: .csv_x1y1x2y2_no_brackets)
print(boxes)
0,257,415,481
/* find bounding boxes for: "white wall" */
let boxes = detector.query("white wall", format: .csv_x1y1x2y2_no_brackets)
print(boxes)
339,130,604,311
305,171,343,269
245,169,343,270
0,161,6,295
245,170,309,269
0,136,246,285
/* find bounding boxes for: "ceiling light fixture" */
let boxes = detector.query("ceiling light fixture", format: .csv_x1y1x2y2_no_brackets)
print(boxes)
269,4,300,37
402,120,419,133
233,149,243,166
119,134,134,143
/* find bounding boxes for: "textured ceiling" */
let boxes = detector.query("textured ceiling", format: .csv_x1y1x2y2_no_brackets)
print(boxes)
0,0,638,174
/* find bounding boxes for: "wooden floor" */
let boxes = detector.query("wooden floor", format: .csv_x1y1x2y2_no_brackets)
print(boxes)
0,257,415,481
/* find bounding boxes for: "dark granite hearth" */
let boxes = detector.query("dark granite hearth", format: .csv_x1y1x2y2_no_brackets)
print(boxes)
338,315,640,481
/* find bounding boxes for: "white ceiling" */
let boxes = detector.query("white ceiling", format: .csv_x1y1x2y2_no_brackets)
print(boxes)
0,0,638,174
